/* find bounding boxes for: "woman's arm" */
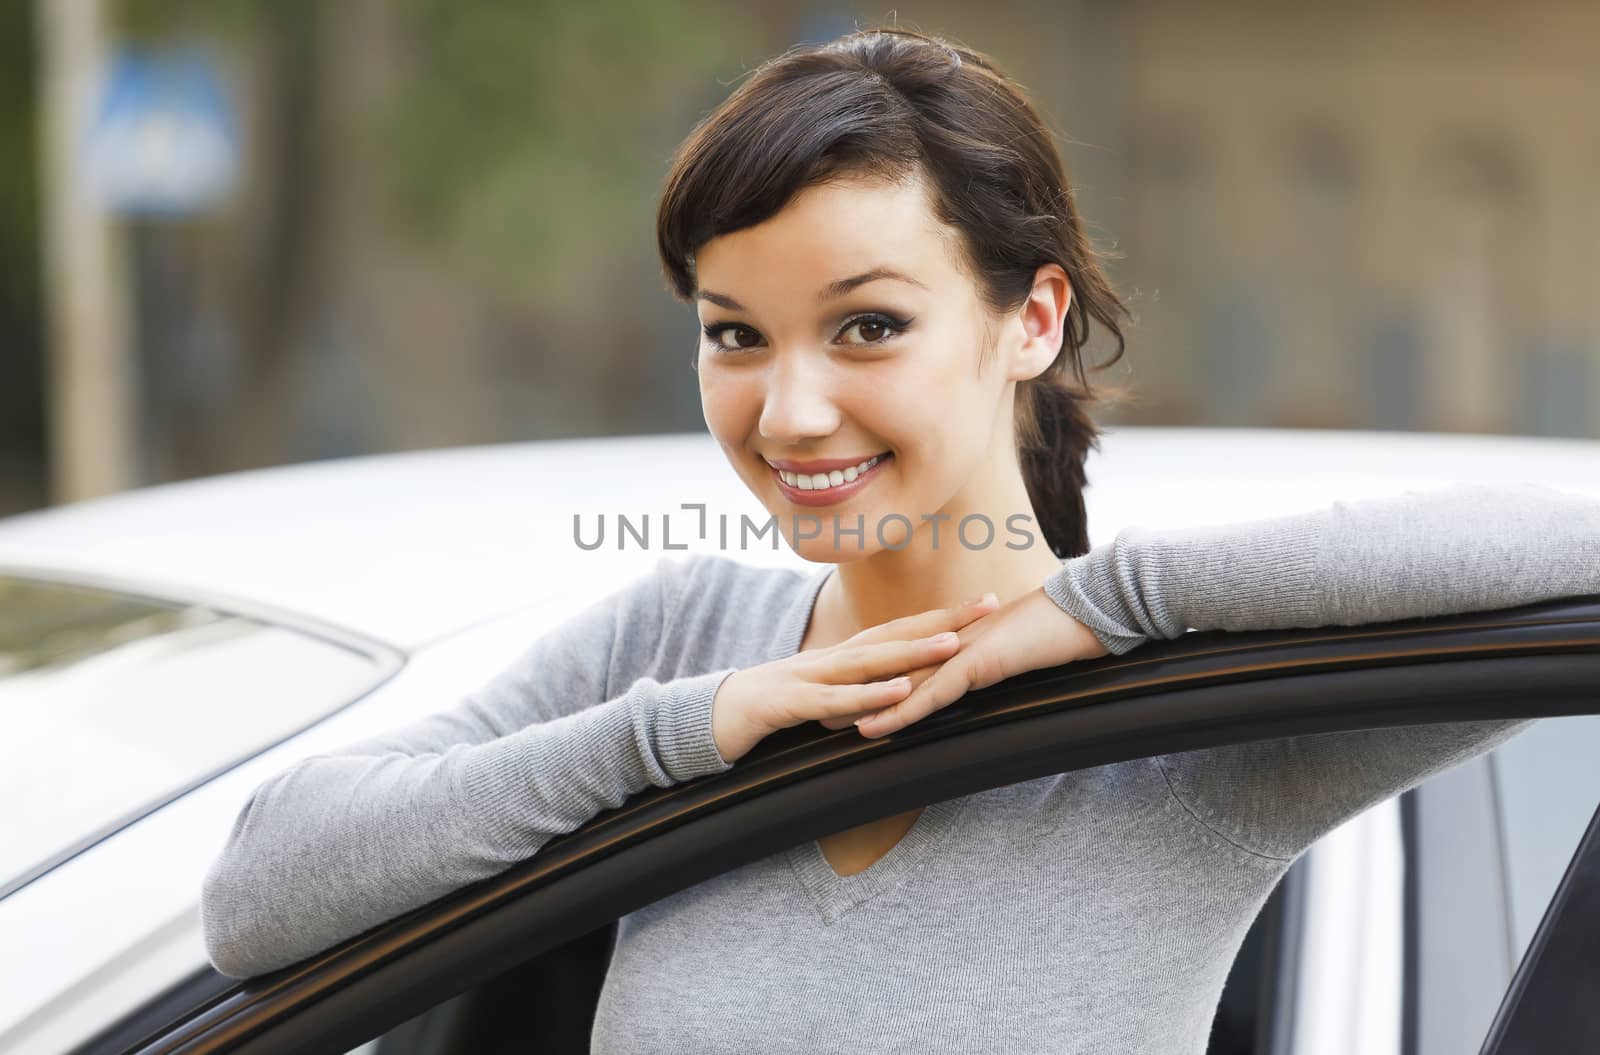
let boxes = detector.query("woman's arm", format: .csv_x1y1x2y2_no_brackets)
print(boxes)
1042,481,1600,859
1043,481,1600,655
200,556,736,979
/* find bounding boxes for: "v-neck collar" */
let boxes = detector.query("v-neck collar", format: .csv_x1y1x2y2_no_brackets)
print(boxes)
770,564,971,925
786,797,968,924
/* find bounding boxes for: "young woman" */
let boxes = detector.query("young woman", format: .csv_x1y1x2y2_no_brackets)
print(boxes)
201,26,1600,1053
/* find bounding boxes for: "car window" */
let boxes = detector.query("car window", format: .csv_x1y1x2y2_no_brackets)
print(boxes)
1405,714,1600,1055
0,573,389,898
1490,715,1600,962
1476,792,1600,1054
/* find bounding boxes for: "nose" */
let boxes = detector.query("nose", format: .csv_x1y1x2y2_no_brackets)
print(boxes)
758,350,842,444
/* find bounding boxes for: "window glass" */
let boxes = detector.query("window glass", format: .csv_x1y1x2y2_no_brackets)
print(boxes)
1405,715,1600,1055
0,574,387,897
1491,715,1600,963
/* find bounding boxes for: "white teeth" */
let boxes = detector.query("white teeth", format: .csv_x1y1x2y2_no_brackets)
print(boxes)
776,453,884,490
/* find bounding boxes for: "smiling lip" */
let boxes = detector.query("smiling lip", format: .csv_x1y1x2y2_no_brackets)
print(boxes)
769,452,893,508
765,453,889,473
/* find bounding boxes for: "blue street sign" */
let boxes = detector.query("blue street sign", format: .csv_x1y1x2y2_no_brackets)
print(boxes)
86,48,240,217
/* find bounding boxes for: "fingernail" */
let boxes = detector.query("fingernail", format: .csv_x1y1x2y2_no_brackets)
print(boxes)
969,592,997,606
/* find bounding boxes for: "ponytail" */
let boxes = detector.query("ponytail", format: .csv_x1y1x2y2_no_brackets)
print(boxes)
1016,378,1097,560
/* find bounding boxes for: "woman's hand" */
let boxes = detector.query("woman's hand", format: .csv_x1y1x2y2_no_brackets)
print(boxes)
711,594,1001,764
852,586,1110,739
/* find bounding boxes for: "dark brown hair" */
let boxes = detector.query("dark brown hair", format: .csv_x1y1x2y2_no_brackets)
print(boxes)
657,26,1130,559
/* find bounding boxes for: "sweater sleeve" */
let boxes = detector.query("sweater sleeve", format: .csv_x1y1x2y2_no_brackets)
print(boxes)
199,555,738,980
1043,481,1600,860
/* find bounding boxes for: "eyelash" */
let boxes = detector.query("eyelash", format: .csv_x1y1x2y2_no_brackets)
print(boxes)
700,312,913,354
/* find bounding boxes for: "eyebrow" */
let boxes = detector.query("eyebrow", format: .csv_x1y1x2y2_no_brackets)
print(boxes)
694,267,929,311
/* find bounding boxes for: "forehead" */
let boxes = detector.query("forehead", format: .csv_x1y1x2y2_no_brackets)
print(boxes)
693,174,962,292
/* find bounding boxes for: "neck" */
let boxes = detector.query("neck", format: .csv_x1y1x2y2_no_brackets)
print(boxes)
820,463,1069,636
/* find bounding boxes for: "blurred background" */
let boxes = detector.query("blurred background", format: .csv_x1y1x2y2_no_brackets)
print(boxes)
2,0,1596,518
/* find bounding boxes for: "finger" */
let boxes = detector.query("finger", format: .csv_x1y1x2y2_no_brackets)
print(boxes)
820,632,962,685
815,677,914,723
843,593,998,647
817,661,943,729
854,658,975,738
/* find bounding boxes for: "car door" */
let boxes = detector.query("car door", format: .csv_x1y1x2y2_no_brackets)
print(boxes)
80,592,1600,1055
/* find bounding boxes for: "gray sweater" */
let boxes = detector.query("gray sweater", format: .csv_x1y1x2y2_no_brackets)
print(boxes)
200,482,1600,1053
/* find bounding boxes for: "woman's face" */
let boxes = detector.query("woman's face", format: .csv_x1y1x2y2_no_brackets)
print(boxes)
694,171,1063,562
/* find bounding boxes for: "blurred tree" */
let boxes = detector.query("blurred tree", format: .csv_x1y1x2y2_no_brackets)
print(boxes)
0,1,43,514
379,0,760,310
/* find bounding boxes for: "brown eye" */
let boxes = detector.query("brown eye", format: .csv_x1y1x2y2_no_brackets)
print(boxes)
838,313,910,346
702,323,764,353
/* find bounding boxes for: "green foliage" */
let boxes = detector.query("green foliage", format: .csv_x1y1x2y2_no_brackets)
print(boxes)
113,0,275,41
379,0,761,307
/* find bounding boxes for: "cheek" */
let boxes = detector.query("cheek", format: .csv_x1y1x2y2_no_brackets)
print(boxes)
871,362,972,450
697,369,751,433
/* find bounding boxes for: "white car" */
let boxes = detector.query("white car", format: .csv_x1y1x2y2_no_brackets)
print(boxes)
2,427,1598,1055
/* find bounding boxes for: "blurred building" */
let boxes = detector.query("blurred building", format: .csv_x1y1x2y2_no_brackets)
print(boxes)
3,0,1596,517
1117,0,1599,438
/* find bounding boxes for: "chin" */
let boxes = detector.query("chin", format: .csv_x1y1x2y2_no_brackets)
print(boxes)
778,504,907,561
787,536,875,563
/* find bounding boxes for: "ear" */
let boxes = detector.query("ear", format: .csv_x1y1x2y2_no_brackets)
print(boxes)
1007,263,1072,383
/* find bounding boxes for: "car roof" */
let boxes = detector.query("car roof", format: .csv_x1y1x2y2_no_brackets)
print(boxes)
0,427,1594,649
